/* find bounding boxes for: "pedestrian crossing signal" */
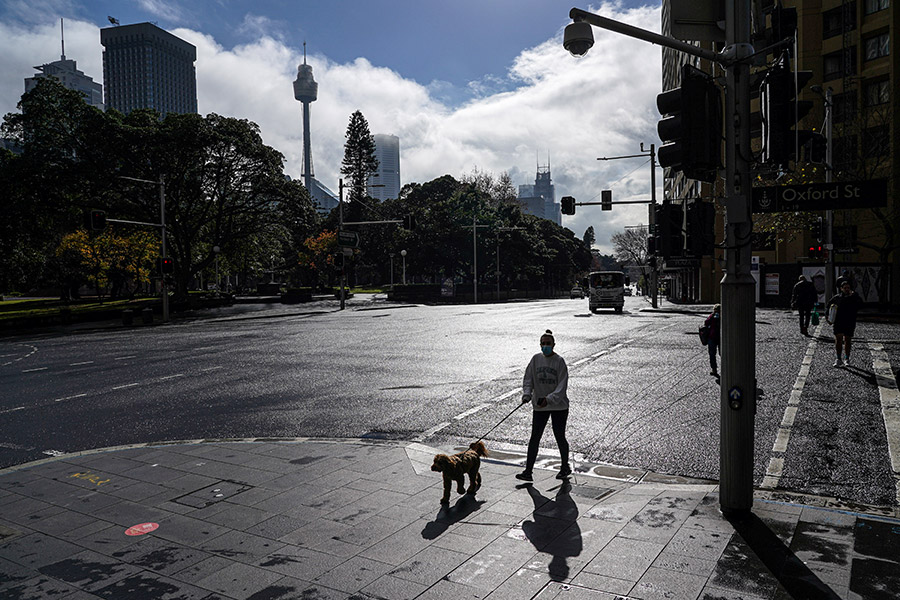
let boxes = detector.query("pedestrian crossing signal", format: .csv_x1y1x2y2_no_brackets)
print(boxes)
158,257,175,274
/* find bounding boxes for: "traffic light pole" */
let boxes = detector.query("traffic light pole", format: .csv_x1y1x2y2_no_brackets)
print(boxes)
824,87,835,299
567,2,757,516
596,144,658,308
720,0,756,516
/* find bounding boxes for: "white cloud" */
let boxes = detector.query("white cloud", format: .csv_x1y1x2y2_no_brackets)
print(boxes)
0,2,663,254
136,0,186,23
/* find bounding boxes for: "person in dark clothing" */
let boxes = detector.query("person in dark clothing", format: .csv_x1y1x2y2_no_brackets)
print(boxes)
705,304,721,377
791,275,818,335
835,269,854,293
827,281,864,367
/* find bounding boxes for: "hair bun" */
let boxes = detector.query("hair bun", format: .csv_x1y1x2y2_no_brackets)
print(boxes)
545,329,553,335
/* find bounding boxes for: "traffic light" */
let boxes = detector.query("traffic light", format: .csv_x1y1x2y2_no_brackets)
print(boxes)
647,234,657,256
657,64,722,183
802,132,827,164
601,190,612,211
808,245,823,260
85,209,107,231
561,196,576,215
158,256,175,274
687,201,716,257
813,216,824,242
770,4,797,56
655,202,684,258
402,214,416,230
760,56,813,167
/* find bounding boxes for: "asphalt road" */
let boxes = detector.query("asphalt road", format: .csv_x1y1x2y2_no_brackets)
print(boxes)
2,294,898,507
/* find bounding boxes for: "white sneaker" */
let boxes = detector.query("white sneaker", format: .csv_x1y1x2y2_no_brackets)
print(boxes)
843,355,851,366
833,358,844,368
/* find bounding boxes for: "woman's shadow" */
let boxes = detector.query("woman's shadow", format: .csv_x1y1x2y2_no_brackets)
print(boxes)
519,482,582,581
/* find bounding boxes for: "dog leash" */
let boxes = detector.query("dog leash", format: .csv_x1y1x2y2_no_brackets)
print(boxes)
475,401,526,445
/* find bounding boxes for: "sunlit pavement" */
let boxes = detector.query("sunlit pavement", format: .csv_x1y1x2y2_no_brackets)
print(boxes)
1,437,898,599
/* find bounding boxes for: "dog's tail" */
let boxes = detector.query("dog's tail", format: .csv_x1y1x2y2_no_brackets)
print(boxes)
469,440,488,457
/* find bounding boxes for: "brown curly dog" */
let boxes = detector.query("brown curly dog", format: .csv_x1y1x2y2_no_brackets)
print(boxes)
431,441,488,504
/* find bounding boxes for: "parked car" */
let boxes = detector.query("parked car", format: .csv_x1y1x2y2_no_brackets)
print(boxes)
570,286,584,299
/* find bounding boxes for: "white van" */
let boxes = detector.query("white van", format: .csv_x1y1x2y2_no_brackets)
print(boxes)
588,271,625,313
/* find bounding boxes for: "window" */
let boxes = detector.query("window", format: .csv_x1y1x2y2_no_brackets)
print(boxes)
864,32,889,60
865,0,889,14
823,47,857,81
863,126,890,157
823,3,856,39
833,91,858,122
864,79,890,106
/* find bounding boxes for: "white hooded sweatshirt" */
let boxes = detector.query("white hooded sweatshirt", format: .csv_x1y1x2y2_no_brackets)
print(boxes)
523,352,569,411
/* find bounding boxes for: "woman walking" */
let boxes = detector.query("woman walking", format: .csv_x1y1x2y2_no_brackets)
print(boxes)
517,330,571,481
827,281,863,367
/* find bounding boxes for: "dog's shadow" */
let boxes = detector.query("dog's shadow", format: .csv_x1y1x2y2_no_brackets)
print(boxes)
421,495,485,540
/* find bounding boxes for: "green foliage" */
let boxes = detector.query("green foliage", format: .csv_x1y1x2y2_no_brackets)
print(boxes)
340,110,379,204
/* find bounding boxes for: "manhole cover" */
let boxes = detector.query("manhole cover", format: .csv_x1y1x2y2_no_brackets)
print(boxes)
172,480,252,508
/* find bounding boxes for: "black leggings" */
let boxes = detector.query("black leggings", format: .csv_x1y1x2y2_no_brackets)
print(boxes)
525,409,569,471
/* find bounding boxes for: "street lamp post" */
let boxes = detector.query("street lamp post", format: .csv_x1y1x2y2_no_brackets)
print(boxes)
213,245,221,290
117,175,169,323
400,250,407,285
812,85,835,297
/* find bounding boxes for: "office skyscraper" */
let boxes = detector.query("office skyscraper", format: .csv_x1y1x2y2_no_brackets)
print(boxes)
100,22,197,116
25,19,103,109
369,134,400,200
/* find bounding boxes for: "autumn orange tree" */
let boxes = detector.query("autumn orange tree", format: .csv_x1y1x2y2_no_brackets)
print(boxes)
297,230,339,288
56,228,158,301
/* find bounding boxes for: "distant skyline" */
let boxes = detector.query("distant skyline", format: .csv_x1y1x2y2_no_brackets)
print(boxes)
0,1,664,254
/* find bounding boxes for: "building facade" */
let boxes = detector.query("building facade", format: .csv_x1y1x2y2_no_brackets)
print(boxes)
100,22,197,116
25,58,104,109
517,162,561,225
369,134,401,201
660,0,896,307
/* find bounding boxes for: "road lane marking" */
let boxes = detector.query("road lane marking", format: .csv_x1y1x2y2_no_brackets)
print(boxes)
22,367,48,373
0,406,25,415
70,361,94,366
112,382,141,390
53,393,87,403
762,322,821,489
201,366,224,372
159,374,185,381
869,342,900,505
454,404,491,420
115,355,137,361
2,344,38,367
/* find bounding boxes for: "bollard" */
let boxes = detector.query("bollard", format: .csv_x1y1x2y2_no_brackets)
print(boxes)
141,307,153,324
122,309,133,326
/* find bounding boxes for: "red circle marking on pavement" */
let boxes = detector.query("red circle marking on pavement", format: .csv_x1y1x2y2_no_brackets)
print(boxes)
125,522,159,536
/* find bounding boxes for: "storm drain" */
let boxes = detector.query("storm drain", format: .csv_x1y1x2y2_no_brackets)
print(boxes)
172,480,252,508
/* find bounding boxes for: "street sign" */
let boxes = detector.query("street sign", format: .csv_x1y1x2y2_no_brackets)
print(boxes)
337,230,359,248
752,179,887,213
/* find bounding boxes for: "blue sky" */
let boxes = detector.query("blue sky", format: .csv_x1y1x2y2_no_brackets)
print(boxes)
0,0,664,253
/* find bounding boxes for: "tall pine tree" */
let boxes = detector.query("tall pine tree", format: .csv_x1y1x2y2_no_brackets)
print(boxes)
583,226,596,248
340,111,379,205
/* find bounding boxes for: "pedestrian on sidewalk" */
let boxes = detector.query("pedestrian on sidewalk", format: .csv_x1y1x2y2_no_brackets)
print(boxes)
705,304,721,377
517,329,571,482
827,281,863,367
836,269,855,293
791,275,817,335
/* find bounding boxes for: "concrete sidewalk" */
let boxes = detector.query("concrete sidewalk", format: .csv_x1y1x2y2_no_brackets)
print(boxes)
1,438,898,600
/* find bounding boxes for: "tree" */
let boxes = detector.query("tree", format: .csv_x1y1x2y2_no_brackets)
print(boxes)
612,228,650,270
340,111,378,205
583,226,596,248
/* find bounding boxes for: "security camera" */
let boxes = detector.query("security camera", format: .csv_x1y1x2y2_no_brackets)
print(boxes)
563,21,594,57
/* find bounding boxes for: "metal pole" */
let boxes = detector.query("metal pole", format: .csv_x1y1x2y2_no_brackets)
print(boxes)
720,0,756,517
497,235,501,301
339,178,345,311
159,177,169,323
473,215,478,304
650,144,658,309
824,88,834,298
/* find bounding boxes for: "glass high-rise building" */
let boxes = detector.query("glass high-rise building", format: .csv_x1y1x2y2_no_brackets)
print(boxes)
25,20,103,109
100,22,197,116
369,134,401,201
